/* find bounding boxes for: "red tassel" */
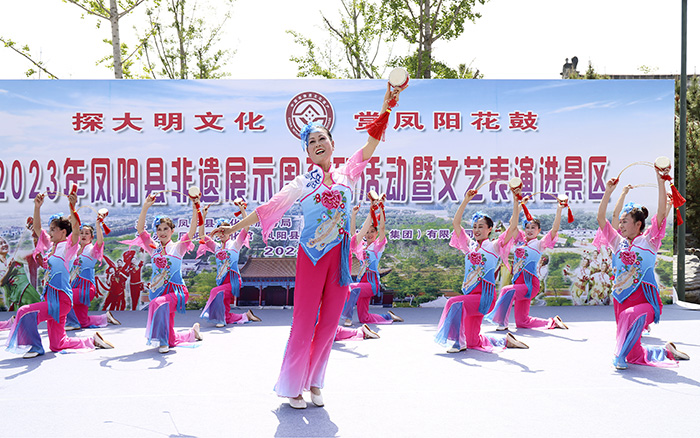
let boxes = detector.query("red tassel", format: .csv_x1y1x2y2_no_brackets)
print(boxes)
234,202,248,217
196,209,204,227
369,202,385,227
521,202,533,221
366,110,391,141
669,184,686,207
101,222,111,235
567,206,575,223
676,208,684,225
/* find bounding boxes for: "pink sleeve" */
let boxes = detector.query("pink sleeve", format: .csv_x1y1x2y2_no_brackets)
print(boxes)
175,233,194,257
593,220,620,251
120,231,156,255
372,237,387,257
255,175,304,244
234,229,251,251
63,238,80,271
196,235,217,258
496,231,515,271
90,242,104,262
540,230,558,250
33,229,51,256
338,148,370,183
350,234,365,260
645,215,666,252
449,228,471,254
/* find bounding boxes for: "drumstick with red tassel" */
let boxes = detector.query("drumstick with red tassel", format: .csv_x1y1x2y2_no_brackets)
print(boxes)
68,184,81,226
97,208,111,235
508,177,533,221
655,156,685,225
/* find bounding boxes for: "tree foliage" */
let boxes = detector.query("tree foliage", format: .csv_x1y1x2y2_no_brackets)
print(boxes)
288,0,487,79
0,37,59,79
386,0,487,79
675,76,700,244
288,0,393,79
134,0,234,79
65,0,149,79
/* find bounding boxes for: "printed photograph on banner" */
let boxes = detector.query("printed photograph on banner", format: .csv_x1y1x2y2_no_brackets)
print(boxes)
0,79,674,309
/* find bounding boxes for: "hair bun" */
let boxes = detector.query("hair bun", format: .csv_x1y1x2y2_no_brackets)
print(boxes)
641,206,649,219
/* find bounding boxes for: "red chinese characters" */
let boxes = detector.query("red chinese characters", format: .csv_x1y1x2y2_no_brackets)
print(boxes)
433,112,461,131
470,111,500,131
508,111,538,131
72,113,104,132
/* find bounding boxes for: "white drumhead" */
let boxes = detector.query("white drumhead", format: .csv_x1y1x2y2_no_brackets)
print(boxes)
388,67,409,88
508,177,523,189
654,156,671,169
557,194,569,203
188,186,201,197
97,208,109,216
233,197,244,205
367,190,380,201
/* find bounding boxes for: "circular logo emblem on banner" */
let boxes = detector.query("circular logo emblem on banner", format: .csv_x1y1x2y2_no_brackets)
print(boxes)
286,92,335,140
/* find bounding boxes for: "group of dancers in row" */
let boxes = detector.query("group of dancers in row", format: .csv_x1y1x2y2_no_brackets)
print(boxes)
0,83,690,410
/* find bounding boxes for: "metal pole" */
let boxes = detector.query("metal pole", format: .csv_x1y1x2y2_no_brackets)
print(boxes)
678,0,688,301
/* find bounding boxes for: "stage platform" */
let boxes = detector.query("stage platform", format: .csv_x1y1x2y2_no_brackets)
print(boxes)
1,304,698,437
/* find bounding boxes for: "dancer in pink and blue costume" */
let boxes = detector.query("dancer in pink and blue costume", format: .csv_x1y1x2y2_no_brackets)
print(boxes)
65,215,121,330
197,202,261,327
340,203,402,326
435,188,529,353
122,192,203,354
212,84,404,409
6,192,113,358
486,199,568,331
595,172,689,370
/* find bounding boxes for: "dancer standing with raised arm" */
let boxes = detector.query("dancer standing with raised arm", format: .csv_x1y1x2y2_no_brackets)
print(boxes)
197,201,261,327
435,188,528,353
486,198,568,331
123,192,203,353
6,192,113,358
65,212,121,330
594,167,688,370
340,200,402,327
213,84,403,409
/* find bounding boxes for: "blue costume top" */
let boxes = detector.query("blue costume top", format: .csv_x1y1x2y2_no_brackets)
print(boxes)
122,231,193,314
34,230,79,322
256,148,370,287
450,228,513,315
594,216,666,323
511,230,557,299
70,242,103,306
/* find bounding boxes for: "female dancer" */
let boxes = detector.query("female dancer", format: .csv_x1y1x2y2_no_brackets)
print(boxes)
340,202,402,327
123,192,203,353
6,193,113,358
594,170,688,369
213,84,403,409
198,202,261,327
486,199,568,331
435,188,529,353
65,217,121,330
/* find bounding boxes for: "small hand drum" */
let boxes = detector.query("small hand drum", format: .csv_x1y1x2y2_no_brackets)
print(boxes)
233,197,244,206
188,186,201,198
557,194,569,206
97,208,109,217
508,177,523,196
388,67,409,89
654,156,671,175
367,190,380,202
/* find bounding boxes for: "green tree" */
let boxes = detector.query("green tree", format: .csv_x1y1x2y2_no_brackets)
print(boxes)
136,0,234,79
675,76,700,243
288,0,393,79
65,0,149,79
0,37,59,79
387,0,488,78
